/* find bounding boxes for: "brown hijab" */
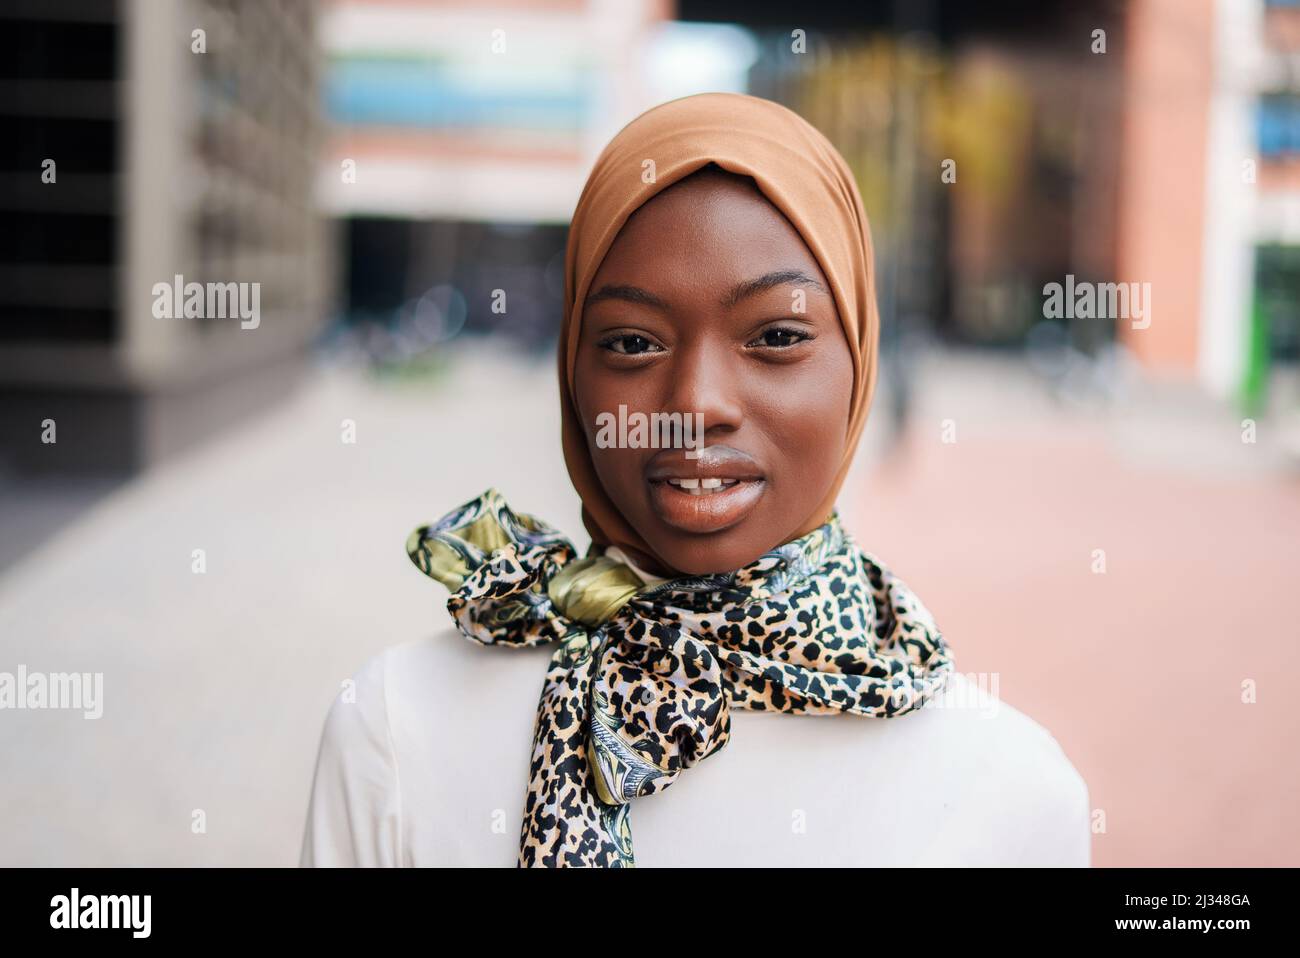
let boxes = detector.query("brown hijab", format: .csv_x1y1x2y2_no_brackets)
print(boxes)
559,92,880,574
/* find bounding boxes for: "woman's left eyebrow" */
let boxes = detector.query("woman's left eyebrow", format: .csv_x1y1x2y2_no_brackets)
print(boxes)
585,269,827,311
720,269,828,308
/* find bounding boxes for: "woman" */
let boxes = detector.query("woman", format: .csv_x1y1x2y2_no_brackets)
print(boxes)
300,92,1090,868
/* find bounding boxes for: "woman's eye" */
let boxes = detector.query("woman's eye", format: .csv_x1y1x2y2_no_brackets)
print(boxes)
600,334,662,355
750,327,810,348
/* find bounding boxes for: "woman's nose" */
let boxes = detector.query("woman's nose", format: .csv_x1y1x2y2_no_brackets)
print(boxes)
663,337,744,439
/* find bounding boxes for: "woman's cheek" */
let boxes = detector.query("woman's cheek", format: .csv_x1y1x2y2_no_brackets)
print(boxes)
783,371,851,477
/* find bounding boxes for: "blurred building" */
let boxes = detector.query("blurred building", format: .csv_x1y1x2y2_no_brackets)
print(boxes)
319,0,693,357
1119,0,1300,412
0,0,329,474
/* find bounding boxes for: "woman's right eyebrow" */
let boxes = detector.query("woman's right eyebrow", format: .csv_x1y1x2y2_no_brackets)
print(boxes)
585,284,670,310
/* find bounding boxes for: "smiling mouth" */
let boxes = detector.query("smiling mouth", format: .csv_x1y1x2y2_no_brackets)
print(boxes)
644,446,766,533
662,477,741,495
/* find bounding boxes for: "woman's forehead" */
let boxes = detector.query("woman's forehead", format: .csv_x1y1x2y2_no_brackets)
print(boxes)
592,175,831,289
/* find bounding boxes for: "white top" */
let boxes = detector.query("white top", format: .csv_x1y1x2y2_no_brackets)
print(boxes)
299,632,1092,867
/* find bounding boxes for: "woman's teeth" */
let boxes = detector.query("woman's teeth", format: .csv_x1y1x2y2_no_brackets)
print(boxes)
665,477,739,496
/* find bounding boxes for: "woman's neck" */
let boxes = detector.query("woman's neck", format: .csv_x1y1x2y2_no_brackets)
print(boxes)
608,543,674,580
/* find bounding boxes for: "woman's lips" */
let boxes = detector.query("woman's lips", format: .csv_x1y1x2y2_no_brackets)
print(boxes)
647,477,766,533
644,445,766,534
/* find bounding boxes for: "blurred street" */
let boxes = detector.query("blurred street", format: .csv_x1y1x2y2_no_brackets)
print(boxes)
1,343,1295,866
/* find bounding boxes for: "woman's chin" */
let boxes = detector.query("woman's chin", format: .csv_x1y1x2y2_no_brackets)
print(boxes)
643,528,774,578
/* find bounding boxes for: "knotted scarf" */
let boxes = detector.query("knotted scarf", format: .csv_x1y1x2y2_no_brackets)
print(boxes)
407,487,955,867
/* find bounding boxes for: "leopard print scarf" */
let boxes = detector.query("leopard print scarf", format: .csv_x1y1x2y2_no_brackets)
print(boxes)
406,488,955,867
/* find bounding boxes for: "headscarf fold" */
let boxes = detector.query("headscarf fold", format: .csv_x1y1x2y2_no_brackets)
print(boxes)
408,488,954,867
560,91,881,575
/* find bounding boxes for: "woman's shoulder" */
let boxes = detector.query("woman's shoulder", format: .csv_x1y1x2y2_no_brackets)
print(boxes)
349,630,554,706
315,639,428,743
309,636,458,783
301,632,534,867
300,643,412,866
921,671,1092,863
936,672,1088,788
321,632,553,763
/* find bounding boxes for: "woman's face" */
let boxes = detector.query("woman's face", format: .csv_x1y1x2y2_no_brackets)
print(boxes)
574,169,855,576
